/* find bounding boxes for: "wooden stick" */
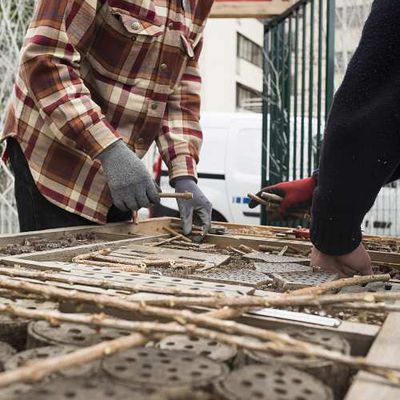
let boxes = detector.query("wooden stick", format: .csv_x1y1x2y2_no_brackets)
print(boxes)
0,332,147,387
227,246,247,255
0,267,219,297
163,226,193,243
73,259,147,272
152,235,182,247
290,274,391,296
1,300,399,387
248,193,269,206
3,273,400,313
2,279,400,382
160,192,193,200
72,248,111,263
260,192,284,203
238,244,254,253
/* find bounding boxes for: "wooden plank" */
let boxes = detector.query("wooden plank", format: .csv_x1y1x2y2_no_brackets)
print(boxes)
1,235,165,262
345,309,400,399
238,313,379,356
210,0,294,18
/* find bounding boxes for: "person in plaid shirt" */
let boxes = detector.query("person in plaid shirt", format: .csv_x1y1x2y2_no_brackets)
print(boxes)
1,0,214,237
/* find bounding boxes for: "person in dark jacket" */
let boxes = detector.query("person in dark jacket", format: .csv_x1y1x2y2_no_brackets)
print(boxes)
251,0,400,277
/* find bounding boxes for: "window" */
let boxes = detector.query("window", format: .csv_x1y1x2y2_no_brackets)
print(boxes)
237,33,263,68
236,83,262,113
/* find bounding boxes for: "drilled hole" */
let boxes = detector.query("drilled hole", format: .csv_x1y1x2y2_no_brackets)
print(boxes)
115,365,127,372
274,388,287,395
241,380,252,387
72,336,85,342
69,328,81,334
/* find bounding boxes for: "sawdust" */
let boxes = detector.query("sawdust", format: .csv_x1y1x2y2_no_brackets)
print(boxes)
0,233,100,255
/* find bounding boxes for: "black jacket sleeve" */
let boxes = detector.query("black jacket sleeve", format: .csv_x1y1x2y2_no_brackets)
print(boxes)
311,0,400,255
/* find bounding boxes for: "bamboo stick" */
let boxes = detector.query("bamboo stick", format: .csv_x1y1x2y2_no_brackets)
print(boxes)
290,274,391,296
0,333,147,387
248,193,269,206
72,259,147,272
227,246,247,255
1,282,400,384
72,249,111,263
0,267,219,297
260,192,284,203
4,273,400,310
238,244,255,253
160,192,193,200
163,227,193,243
152,235,182,247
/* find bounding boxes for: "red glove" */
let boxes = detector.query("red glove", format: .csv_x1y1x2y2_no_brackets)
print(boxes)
249,177,316,217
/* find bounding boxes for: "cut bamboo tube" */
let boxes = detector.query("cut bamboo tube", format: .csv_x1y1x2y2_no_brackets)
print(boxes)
261,192,284,203
160,192,193,200
248,193,269,206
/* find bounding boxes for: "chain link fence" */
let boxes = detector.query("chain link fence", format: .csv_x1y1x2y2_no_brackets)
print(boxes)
0,0,34,233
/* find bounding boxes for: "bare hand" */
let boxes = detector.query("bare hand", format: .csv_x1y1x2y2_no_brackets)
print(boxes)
311,244,372,277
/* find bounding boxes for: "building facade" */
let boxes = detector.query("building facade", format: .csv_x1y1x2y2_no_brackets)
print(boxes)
199,18,264,113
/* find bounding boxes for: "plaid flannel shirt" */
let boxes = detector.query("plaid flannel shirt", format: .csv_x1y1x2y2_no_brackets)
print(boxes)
1,0,213,223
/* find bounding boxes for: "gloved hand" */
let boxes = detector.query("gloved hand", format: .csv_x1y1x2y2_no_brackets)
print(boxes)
174,178,212,238
97,140,160,211
249,177,316,218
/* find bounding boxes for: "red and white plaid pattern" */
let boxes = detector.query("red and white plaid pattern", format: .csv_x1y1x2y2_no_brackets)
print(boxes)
1,0,213,223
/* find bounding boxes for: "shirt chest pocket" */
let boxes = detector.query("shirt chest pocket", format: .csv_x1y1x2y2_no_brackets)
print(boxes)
88,1,164,81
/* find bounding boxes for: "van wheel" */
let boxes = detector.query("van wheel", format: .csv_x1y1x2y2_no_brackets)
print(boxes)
212,209,227,222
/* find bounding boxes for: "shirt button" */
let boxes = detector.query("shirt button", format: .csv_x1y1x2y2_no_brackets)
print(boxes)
151,103,158,110
160,63,168,72
168,22,174,30
136,137,145,144
131,21,141,30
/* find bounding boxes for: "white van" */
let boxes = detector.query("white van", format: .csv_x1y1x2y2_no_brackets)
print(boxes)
154,113,263,224
153,112,400,237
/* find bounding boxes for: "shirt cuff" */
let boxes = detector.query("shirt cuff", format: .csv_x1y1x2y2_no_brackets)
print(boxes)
77,119,121,159
310,211,363,256
168,154,198,183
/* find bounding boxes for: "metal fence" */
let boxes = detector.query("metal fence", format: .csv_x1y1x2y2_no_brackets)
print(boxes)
262,0,336,225
262,0,400,237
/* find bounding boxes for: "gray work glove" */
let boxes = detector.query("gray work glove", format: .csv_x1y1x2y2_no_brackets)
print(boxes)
175,178,212,239
97,140,160,211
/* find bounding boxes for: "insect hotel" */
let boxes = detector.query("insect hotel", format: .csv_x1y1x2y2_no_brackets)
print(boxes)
0,217,397,400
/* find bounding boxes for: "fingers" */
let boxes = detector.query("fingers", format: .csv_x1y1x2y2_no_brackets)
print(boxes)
249,186,283,208
195,206,212,234
179,204,194,236
146,182,160,206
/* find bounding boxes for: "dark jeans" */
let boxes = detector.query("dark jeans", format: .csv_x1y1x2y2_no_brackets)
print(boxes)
7,138,131,232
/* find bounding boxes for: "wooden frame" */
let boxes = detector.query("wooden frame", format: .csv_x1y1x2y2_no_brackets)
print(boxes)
1,217,400,397
210,0,295,18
